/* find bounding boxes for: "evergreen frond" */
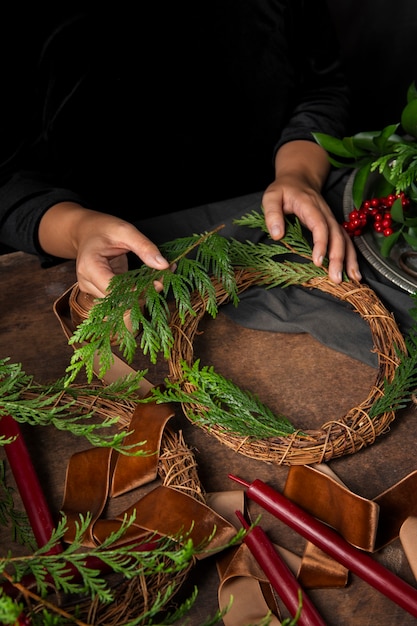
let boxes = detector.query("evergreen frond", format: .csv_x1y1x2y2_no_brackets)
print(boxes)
233,209,270,233
195,231,239,306
234,212,317,261
0,359,148,453
0,461,36,550
147,360,297,439
68,227,240,380
0,512,240,625
370,308,417,416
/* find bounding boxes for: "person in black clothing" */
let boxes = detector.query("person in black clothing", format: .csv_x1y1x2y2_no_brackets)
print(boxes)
0,2,360,299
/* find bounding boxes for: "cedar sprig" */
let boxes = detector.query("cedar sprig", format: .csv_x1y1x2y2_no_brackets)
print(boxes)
0,461,36,550
0,358,148,453
0,512,241,626
3,512,189,599
233,211,321,262
66,229,239,383
230,239,328,287
147,359,297,439
370,142,417,193
370,294,417,416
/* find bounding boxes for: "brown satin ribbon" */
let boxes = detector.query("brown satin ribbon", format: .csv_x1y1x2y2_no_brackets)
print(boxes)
53,284,154,396
283,464,417,587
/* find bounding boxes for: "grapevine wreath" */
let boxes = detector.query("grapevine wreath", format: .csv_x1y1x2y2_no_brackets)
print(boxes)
65,213,417,467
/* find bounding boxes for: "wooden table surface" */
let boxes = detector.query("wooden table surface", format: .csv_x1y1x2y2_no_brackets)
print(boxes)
2,250,417,625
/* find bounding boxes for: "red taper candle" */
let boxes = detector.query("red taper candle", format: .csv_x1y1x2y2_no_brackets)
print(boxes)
0,413,61,553
229,474,417,619
235,510,325,626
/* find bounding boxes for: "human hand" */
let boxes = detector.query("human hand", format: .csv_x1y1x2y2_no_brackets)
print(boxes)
38,203,170,298
262,142,361,283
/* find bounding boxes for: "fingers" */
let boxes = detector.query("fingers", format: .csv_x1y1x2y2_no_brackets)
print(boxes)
131,234,170,271
262,185,361,284
304,212,362,284
262,188,286,240
75,222,171,298
76,255,128,298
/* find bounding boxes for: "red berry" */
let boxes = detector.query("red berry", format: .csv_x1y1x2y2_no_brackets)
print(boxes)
383,227,394,236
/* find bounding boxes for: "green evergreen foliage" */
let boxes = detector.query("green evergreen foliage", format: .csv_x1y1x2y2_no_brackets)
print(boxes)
148,360,297,438
0,511,241,625
370,294,417,416
0,358,149,453
0,461,36,550
313,82,417,209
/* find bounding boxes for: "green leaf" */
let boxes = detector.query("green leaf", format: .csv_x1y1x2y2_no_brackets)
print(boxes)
312,132,355,158
371,177,396,199
402,230,417,250
352,163,373,207
403,217,417,228
352,131,385,152
373,124,401,150
407,81,417,103
341,135,369,158
380,229,402,257
391,197,405,223
401,99,417,138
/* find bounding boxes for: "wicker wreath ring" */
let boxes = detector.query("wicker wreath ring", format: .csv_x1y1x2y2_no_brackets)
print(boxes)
168,268,407,466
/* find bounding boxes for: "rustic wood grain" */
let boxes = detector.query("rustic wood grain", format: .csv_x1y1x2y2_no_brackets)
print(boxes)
1,251,416,625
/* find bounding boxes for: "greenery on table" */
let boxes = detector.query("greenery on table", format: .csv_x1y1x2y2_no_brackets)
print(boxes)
0,359,147,453
0,358,245,624
0,507,240,625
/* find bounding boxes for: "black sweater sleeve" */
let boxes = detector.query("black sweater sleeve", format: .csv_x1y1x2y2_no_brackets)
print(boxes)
274,0,350,151
0,171,86,256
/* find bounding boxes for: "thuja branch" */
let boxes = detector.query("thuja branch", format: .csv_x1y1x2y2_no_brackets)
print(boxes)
147,360,297,439
0,358,150,453
370,295,417,416
0,461,36,550
234,210,326,264
3,514,195,601
0,512,242,625
66,228,239,382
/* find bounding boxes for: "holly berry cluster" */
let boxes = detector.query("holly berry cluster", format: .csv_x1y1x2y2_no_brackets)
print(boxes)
342,193,410,238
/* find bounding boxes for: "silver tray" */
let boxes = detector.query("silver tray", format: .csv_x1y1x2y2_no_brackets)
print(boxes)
343,172,417,294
